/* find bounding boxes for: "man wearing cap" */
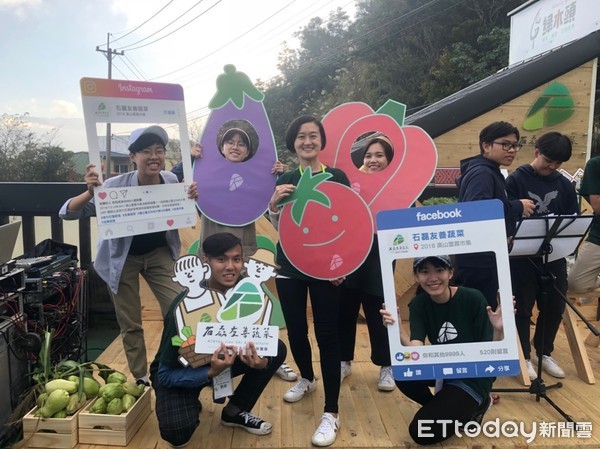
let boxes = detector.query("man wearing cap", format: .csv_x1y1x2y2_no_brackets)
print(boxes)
59,125,197,386
381,254,503,445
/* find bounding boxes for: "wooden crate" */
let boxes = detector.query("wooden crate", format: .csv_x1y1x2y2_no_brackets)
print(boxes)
77,387,152,446
22,406,79,449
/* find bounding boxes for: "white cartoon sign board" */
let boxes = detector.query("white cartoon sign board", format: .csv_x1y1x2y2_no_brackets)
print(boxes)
196,323,279,356
377,199,520,381
170,248,281,367
80,77,197,239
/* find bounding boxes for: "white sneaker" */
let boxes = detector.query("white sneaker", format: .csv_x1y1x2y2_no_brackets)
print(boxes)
311,413,340,447
532,354,565,378
283,378,316,403
525,359,537,381
276,363,298,382
377,366,395,391
340,361,352,384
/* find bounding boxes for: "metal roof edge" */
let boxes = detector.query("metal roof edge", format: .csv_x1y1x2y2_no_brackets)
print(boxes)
405,29,600,138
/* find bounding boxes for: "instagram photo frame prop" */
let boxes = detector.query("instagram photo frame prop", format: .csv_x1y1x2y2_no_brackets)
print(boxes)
377,199,520,382
321,100,437,225
194,65,278,226
80,78,197,240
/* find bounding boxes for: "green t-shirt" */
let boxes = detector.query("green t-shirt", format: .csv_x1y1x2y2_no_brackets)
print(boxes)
409,286,494,400
579,156,600,245
149,291,188,381
274,167,350,280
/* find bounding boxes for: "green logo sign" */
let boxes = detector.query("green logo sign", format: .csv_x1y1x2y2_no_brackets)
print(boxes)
393,234,404,245
523,82,574,131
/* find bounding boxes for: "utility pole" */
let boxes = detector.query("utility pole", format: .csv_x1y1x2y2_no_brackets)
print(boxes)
96,33,124,180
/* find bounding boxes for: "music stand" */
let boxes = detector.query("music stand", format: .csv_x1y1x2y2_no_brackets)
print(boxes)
494,214,598,422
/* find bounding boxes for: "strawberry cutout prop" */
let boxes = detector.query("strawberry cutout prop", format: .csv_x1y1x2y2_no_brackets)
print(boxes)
321,101,438,225
194,65,277,226
278,167,373,280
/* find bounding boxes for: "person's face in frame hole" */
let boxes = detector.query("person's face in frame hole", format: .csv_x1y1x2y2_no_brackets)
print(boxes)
221,131,250,162
205,244,244,292
362,142,389,173
414,261,453,302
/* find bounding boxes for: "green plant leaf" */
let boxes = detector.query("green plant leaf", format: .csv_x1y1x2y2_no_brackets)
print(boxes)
208,64,265,109
279,167,333,226
376,99,406,126
181,326,193,339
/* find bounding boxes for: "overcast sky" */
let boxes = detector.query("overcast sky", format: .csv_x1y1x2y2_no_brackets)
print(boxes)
0,0,356,151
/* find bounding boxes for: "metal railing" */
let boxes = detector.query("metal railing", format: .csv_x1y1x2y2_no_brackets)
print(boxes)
0,182,93,268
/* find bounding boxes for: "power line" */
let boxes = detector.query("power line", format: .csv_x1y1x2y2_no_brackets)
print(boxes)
148,0,295,80
159,0,340,85
111,61,130,80
123,54,148,80
117,56,142,80
103,0,176,46
116,0,212,51
178,0,460,124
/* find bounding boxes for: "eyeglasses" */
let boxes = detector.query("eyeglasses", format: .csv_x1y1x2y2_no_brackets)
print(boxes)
224,140,248,149
492,141,522,152
138,148,166,157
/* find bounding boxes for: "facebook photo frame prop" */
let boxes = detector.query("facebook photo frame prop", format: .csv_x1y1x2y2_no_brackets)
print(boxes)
80,78,197,239
377,199,520,381
169,250,280,368
320,101,437,223
194,65,277,226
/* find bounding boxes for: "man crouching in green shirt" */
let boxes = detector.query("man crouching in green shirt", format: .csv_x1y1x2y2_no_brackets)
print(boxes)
150,232,287,448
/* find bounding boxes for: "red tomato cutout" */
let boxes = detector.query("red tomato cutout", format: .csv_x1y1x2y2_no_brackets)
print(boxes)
321,102,438,222
279,180,373,280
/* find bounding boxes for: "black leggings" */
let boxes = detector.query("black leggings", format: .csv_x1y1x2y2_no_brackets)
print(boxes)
510,258,567,359
397,380,480,445
276,277,341,413
339,286,391,366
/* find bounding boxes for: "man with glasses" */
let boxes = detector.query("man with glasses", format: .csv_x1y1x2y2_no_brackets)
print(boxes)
505,132,577,380
59,125,197,386
455,121,535,308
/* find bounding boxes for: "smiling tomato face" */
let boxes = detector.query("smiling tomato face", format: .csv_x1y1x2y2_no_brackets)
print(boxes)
279,181,373,279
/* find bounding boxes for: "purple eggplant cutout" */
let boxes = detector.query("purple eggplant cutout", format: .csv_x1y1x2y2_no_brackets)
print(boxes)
195,65,277,226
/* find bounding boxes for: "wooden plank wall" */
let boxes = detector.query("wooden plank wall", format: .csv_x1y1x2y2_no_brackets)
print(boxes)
434,60,596,175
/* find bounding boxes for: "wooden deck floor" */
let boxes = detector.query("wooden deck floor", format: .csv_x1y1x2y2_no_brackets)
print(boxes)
25,310,598,449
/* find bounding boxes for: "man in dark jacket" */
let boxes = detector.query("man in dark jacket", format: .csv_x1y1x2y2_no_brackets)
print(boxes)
455,121,535,308
506,132,577,381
